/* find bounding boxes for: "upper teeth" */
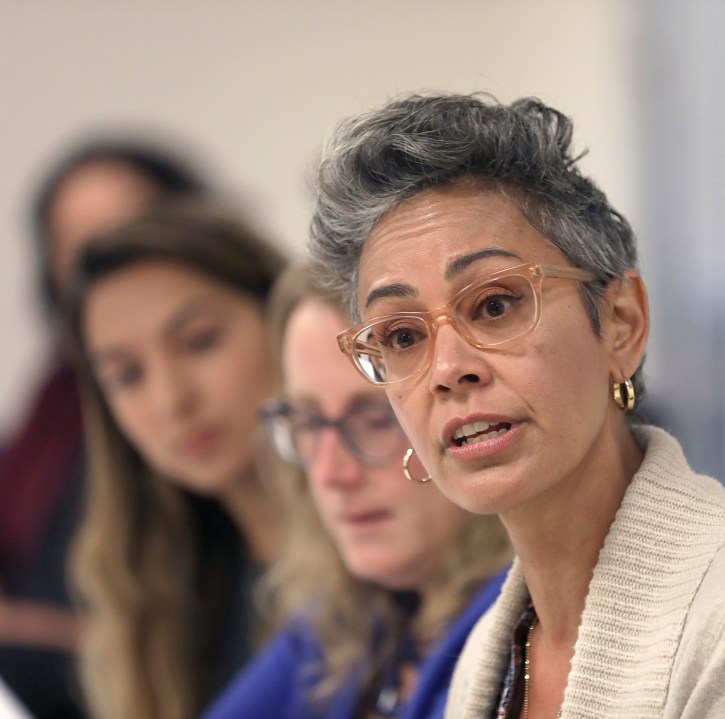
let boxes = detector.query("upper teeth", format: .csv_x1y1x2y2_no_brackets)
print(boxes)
453,421,495,440
453,422,508,441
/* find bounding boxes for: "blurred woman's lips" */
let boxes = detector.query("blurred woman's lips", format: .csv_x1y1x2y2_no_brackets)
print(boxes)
178,426,224,457
339,509,392,529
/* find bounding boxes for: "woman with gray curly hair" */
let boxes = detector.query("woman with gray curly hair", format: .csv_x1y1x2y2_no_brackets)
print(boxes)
308,93,725,718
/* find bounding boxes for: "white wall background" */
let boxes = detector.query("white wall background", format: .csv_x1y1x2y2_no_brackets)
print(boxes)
638,0,725,479
0,0,643,434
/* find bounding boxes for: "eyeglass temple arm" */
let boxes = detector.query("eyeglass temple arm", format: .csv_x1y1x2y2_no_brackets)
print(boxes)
337,332,352,353
337,331,383,358
535,264,598,282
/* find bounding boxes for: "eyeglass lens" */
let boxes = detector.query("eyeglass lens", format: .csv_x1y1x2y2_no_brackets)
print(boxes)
268,402,404,467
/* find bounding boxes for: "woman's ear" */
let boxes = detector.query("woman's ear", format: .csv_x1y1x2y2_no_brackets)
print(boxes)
604,270,649,380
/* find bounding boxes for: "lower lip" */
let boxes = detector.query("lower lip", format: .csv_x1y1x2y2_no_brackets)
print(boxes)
180,428,223,457
446,422,522,461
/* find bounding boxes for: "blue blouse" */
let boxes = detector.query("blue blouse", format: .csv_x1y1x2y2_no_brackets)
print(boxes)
201,568,508,719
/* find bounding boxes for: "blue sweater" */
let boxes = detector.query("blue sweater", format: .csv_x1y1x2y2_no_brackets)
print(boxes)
201,568,507,719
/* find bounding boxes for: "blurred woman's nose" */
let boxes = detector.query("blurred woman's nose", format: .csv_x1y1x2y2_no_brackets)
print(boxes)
308,427,365,489
148,357,198,418
427,322,491,395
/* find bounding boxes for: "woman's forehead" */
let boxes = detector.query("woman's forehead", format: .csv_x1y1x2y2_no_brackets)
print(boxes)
358,186,558,304
369,185,519,241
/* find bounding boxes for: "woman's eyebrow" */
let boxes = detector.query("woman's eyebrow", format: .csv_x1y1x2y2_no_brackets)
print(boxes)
162,297,220,338
444,248,522,280
364,248,523,309
364,282,417,310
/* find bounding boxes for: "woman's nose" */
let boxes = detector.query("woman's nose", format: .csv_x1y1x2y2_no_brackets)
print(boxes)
308,427,365,489
149,360,197,418
427,321,492,395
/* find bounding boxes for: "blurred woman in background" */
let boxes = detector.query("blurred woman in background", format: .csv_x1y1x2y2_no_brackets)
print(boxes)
0,137,207,719
203,264,512,719
64,199,287,719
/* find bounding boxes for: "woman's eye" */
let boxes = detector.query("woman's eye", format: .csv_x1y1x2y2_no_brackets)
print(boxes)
184,329,220,353
473,291,521,321
293,415,322,434
376,323,426,351
101,365,143,391
363,413,397,431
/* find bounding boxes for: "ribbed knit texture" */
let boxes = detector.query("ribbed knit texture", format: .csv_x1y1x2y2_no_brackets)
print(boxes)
446,426,725,719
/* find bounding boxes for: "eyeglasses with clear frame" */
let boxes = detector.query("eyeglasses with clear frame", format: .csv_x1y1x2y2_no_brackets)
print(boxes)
259,398,406,467
337,263,599,386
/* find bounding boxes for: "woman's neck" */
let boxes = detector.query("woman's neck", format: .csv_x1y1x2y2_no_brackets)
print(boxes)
502,420,643,644
219,470,280,564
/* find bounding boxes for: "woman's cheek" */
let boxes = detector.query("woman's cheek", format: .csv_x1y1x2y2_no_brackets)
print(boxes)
387,390,428,459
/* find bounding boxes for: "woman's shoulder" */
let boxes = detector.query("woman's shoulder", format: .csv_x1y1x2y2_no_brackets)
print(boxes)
679,541,725,640
665,542,725,717
201,619,326,719
631,425,725,518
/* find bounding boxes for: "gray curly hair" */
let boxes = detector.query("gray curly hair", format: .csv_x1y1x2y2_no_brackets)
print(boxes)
308,91,644,397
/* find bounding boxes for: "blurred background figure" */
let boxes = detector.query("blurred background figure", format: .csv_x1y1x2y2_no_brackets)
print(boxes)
64,199,287,719
0,137,208,718
203,265,512,719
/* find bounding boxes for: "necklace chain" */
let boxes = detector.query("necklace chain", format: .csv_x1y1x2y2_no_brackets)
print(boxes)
522,617,562,719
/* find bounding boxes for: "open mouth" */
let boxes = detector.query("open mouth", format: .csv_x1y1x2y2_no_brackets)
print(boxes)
452,421,512,447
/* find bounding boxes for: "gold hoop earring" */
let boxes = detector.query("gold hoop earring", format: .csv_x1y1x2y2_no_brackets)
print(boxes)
402,448,432,484
613,378,635,412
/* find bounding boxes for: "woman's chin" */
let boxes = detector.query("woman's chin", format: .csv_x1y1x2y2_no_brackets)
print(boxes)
434,468,525,517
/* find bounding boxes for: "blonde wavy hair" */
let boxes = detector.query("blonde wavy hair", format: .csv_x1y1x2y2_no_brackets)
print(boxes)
261,264,513,704
65,200,287,719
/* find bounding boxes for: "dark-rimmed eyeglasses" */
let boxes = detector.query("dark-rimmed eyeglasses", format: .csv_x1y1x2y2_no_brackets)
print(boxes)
260,399,405,467
337,263,599,386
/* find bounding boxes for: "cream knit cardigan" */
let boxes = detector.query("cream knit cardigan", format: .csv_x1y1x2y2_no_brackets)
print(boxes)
445,426,725,718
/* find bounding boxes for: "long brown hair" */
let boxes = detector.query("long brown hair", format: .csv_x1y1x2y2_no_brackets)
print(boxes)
65,199,287,719
262,264,513,703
